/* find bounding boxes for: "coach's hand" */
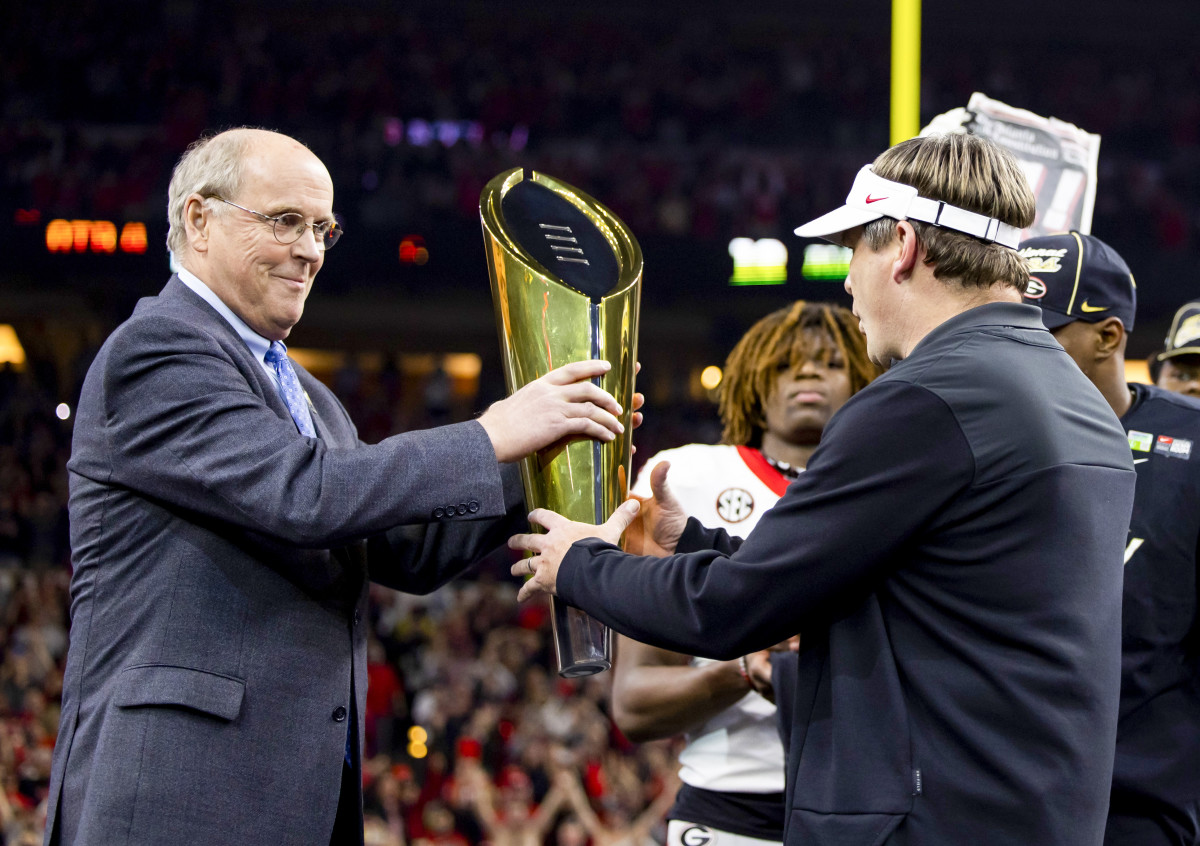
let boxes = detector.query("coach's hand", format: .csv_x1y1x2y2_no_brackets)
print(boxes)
509,499,641,602
479,360,625,463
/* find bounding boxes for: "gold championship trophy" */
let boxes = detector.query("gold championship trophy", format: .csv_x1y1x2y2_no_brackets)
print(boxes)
480,168,642,677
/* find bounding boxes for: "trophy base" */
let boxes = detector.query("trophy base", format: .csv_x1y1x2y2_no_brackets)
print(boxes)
557,660,612,678
550,596,613,678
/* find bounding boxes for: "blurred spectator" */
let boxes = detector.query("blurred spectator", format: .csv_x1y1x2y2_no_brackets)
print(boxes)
460,757,568,846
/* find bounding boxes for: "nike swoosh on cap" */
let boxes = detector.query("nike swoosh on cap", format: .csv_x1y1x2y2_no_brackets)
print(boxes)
864,195,888,204
1080,300,1109,313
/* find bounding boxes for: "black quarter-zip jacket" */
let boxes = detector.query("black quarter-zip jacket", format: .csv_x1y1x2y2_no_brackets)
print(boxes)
561,302,1135,846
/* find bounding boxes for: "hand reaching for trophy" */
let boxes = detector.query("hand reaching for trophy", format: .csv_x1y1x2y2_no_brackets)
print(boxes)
509,498,642,602
508,459,685,602
478,359,625,463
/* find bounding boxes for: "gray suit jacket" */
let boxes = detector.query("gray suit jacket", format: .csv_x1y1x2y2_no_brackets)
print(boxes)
46,277,525,845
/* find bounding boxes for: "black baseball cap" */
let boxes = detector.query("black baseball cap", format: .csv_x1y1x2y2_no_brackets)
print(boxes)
1157,301,1200,362
1019,231,1137,332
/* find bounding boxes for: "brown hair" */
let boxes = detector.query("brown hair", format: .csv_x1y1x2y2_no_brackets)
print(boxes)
719,300,878,446
862,133,1036,292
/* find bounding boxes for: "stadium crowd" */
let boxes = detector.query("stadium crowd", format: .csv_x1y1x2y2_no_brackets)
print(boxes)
3,2,1199,254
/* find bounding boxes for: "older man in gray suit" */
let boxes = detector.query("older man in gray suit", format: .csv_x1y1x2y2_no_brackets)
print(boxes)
45,128,631,846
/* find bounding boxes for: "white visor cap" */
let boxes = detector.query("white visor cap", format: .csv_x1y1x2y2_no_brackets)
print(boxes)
794,165,1021,249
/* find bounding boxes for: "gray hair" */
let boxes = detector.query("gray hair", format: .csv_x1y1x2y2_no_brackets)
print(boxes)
165,129,258,256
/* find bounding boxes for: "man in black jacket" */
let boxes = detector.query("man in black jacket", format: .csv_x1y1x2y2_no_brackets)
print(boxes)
1021,231,1200,846
509,134,1137,846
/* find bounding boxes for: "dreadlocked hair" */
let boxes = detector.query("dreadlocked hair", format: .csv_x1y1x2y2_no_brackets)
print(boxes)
718,300,878,447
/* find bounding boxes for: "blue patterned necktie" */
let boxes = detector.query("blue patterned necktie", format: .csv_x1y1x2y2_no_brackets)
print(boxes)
264,342,316,437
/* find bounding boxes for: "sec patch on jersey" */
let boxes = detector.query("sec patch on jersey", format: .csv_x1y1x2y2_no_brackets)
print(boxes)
716,488,755,523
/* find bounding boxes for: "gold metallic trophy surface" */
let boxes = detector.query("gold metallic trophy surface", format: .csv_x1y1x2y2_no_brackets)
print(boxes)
480,168,641,677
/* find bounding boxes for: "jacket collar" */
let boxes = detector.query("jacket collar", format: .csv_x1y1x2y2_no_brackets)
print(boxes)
906,301,1048,361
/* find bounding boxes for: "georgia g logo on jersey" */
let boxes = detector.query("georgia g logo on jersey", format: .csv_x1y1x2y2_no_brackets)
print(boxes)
716,487,754,523
679,826,714,846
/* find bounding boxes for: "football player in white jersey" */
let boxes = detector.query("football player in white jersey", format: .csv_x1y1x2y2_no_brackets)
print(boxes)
612,301,878,846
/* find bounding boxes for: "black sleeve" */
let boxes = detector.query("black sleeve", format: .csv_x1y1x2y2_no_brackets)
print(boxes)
556,381,975,659
676,517,742,556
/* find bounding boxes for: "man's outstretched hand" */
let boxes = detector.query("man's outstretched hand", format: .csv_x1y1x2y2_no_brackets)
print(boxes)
508,499,642,602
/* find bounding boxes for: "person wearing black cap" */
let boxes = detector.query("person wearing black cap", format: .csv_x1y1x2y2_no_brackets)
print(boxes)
1020,231,1200,846
506,133,1137,846
1151,301,1200,399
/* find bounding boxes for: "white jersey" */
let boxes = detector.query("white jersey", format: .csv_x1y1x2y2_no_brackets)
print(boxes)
630,444,788,534
630,444,790,793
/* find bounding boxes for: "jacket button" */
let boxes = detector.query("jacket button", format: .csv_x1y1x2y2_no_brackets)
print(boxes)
432,507,445,519
332,706,347,722
446,504,459,516
467,500,480,513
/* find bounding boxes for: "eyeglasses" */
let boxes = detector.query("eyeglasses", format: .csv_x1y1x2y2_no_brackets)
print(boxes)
211,196,342,249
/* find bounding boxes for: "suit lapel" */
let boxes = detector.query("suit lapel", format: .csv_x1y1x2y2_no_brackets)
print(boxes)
159,277,298,430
